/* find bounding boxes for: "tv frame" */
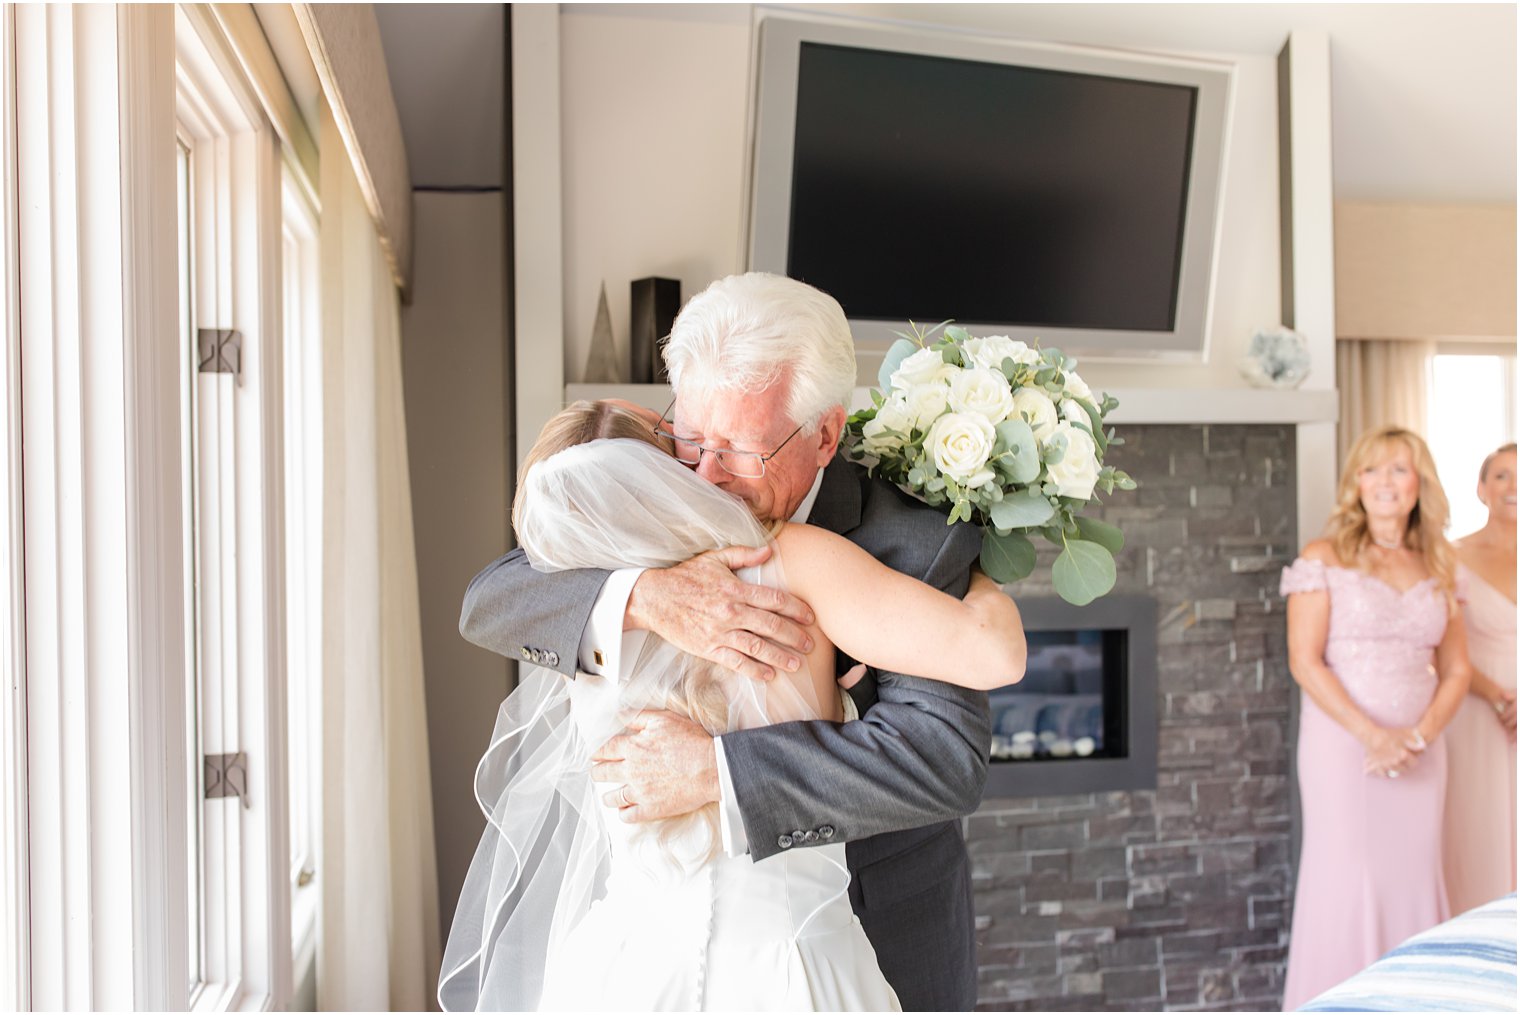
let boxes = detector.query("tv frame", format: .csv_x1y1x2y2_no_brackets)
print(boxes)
746,16,1234,363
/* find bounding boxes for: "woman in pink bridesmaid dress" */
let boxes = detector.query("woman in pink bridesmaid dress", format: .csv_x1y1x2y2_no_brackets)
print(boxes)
1444,443,1517,915
1280,427,1474,1011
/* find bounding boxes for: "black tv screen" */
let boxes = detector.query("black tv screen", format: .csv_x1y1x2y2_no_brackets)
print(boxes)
787,42,1198,333
747,18,1232,359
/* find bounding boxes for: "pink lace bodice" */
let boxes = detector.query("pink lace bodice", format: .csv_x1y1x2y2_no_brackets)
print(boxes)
1280,558,1450,728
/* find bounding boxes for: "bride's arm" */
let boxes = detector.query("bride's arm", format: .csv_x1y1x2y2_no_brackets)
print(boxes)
776,523,1025,690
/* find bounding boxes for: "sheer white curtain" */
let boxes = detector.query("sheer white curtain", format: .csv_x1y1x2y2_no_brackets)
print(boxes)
317,98,440,1011
1336,337,1436,467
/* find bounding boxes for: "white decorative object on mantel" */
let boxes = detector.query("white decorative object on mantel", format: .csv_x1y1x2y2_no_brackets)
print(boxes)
1239,326,1311,389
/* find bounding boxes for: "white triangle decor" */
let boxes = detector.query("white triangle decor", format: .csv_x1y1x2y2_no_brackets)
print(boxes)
582,281,622,383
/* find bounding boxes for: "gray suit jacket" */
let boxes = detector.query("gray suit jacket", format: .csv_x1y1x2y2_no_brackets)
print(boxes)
459,454,992,1011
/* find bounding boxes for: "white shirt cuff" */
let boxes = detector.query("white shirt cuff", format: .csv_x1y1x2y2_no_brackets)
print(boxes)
578,567,645,678
713,736,750,858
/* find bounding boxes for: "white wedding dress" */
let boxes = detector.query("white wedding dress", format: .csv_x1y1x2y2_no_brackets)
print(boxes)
538,678,898,1012
438,439,900,1012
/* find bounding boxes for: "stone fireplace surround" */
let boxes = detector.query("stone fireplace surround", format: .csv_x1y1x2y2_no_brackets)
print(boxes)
971,423,1298,1012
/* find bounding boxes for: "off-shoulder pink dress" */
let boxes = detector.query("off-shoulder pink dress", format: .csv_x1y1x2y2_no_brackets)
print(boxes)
1442,564,1517,915
1279,558,1451,1011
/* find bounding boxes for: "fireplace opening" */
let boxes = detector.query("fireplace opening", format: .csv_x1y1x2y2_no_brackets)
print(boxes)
984,594,1158,799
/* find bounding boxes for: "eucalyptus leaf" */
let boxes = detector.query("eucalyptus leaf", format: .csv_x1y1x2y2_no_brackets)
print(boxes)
1052,540,1117,606
877,338,919,390
994,419,1041,484
989,488,1056,529
1079,399,1107,454
980,529,1037,584
1075,516,1125,554
943,325,971,344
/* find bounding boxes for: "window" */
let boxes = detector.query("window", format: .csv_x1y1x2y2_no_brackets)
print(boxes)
281,165,322,979
8,3,319,1006
1428,352,1519,537
0,5,27,1010
175,5,297,1007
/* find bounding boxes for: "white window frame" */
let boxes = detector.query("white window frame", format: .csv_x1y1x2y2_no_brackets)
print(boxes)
280,161,322,988
1,5,29,1011
175,5,293,1009
8,4,316,1008
14,4,183,1009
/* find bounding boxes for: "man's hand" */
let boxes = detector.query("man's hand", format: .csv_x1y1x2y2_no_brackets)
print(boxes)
626,544,815,681
591,711,721,823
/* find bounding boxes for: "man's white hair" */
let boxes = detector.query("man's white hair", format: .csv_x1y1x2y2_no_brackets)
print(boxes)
663,272,857,428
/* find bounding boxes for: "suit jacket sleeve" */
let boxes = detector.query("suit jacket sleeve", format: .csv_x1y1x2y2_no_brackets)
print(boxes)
458,547,611,679
719,518,993,862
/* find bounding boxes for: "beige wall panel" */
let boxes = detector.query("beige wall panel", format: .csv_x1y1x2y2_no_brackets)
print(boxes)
1336,201,1517,339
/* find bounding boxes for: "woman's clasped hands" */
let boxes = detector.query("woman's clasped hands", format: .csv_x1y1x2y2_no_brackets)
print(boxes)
1361,725,1429,779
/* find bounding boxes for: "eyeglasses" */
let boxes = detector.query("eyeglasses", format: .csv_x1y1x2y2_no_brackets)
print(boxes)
654,398,806,479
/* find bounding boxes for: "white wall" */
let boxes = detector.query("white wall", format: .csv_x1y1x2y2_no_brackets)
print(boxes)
557,4,1287,395
400,191,513,935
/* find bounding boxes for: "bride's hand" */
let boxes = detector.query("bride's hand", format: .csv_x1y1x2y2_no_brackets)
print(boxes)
626,544,817,682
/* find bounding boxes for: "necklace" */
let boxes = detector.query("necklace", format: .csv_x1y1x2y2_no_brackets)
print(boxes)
1371,534,1404,550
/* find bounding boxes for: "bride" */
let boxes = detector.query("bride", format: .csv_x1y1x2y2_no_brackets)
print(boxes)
438,400,1026,1012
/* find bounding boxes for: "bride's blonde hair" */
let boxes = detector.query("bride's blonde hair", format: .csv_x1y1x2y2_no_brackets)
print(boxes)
515,399,743,868
1327,426,1456,606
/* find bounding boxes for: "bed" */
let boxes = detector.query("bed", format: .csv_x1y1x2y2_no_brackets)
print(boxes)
1299,893,1517,1012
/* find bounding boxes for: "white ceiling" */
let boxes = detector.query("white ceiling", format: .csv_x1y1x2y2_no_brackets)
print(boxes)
376,3,1516,203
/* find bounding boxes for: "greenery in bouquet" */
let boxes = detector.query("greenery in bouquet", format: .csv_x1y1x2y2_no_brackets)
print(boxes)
843,324,1137,606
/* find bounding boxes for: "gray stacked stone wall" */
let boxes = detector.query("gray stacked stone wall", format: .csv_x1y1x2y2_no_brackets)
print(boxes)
971,424,1298,1012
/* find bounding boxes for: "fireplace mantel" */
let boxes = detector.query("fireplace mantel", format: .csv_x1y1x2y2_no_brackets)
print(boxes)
564,384,1339,427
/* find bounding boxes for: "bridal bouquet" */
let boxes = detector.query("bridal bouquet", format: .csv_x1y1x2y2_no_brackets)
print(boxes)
843,324,1136,606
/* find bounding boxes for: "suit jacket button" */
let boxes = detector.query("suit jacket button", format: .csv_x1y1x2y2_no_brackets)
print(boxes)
777,834,793,849
520,647,531,660
791,829,805,842
546,651,559,667
819,825,835,839
803,830,819,843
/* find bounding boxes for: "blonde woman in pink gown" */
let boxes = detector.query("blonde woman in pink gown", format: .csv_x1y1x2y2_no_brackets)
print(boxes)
1444,442,1517,915
1280,427,1473,1010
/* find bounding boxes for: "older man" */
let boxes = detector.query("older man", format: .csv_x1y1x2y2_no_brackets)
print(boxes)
460,272,992,1011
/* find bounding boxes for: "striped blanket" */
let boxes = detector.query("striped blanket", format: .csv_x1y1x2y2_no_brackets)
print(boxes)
1300,894,1517,1012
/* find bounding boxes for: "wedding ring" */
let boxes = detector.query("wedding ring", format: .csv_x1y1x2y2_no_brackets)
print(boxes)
616,786,631,808
1387,769,1400,779
1495,700,1508,715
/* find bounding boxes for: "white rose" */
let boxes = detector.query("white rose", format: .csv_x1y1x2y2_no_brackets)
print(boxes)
861,394,914,455
948,368,1015,425
1063,370,1094,402
1011,387,1059,442
1061,399,1089,425
902,382,950,430
927,412,997,489
890,347,957,392
963,334,1041,373
1047,422,1101,500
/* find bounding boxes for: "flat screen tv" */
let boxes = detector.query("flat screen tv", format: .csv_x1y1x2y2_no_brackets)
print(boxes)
747,17,1233,362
